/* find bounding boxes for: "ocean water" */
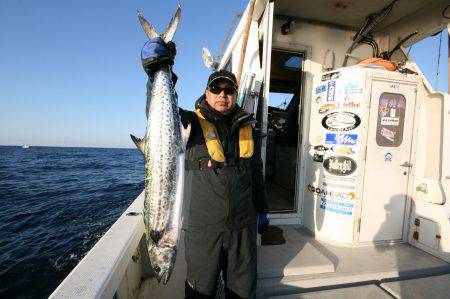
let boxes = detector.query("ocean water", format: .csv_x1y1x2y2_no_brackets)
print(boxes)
0,146,143,298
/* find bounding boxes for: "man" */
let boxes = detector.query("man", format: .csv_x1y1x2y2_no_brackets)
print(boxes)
142,38,269,299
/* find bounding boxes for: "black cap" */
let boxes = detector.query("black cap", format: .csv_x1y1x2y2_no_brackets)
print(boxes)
206,70,238,89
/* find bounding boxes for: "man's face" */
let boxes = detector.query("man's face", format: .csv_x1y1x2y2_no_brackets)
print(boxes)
205,80,237,115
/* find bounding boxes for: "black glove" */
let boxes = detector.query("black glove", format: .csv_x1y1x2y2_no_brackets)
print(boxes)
141,37,176,76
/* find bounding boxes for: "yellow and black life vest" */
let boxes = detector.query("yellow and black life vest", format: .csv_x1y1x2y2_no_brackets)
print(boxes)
194,109,254,163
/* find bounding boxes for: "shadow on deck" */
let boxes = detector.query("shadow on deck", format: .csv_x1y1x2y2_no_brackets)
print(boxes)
138,226,450,298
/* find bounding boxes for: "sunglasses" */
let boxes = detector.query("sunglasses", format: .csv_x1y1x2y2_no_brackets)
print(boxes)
208,86,236,95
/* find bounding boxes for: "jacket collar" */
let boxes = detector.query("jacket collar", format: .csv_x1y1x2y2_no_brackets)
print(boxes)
196,96,256,132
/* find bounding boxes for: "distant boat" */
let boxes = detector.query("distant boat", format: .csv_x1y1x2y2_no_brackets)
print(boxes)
22,144,30,149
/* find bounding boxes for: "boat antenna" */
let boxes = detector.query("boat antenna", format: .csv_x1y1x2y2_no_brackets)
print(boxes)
216,12,243,62
342,0,397,66
435,30,443,90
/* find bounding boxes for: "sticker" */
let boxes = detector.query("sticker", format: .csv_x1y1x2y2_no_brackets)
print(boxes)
307,184,356,200
325,133,358,145
313,154,324,162
389,108,396,117
314,145,331,151
322,112,361,132
334,146,355,155
316,135,324,143
318,103,337,114
379,106,389,117
315,96,323,104
343,82,362,94
323,175,356,182
341,101,360,109
315,85,326,94
321,72,340,81
380,127,396,142
323,156,357,176
381,117,399,126
384,152,393,162
327,81,336,101
320,198,353,215
323,181,356,190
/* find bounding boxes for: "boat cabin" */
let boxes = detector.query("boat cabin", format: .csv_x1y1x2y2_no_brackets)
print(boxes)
51,1,450,298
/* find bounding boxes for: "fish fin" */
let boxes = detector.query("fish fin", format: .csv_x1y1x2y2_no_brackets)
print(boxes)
137,10,160,39
181,123,191,150
150,230,164,244
163,4,181,42
130,134,145,155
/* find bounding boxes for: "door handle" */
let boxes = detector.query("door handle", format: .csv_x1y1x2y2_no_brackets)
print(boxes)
401,162,413,167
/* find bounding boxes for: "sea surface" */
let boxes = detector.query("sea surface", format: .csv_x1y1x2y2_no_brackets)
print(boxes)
0,146,143,298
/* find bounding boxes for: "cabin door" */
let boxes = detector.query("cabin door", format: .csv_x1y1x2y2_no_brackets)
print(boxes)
359,79,417,243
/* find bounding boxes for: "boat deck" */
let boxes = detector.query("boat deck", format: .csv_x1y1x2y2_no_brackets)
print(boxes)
138,226,450,298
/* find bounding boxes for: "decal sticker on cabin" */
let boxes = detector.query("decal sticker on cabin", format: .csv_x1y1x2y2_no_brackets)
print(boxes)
325,133,358,145
341,101,360,109
323,156,357,176
307,184,356,200
320,198,354,215
316,85,326,94
379,105,389,116
381,117,400,126
322,112,361,131
323,181,356,190
313,154,324,162
318,103,337,114
384,152,393,162
315,95,323,104
327,81,336,101
314,145,331,151
321,71,340,81
323,175,356,182
334,146,355,155
380,127,396,142
342,82,362,94
316,135,324,143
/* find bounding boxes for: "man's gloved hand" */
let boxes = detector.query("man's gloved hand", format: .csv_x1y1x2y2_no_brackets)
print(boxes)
258,213,270,234
141,37,177,76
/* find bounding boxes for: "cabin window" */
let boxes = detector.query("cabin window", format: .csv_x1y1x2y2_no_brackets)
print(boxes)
376,93,406,147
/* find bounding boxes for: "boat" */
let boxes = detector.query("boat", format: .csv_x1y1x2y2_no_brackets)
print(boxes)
22,144,30,149
51,1,450,298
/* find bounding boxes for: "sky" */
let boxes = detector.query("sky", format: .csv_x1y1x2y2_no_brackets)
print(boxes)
0,0,448,148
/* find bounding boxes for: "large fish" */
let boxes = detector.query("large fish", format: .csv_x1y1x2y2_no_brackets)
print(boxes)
131,4,190,284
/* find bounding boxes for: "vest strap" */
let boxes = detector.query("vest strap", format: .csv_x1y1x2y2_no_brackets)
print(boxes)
185,158,252,171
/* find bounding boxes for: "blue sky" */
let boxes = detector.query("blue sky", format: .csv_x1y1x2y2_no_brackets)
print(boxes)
0,0,448,148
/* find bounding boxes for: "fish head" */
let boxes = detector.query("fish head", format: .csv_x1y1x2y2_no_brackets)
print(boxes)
149,245,177,284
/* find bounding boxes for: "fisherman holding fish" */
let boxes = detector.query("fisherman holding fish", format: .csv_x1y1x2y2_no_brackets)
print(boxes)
135,6,269,298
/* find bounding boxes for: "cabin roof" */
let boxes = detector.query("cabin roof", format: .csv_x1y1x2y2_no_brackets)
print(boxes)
271,0,449,46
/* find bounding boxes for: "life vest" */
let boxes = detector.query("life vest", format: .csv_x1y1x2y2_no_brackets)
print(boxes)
194,109,254,162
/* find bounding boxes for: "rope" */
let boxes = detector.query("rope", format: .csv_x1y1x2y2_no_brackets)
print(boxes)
435,31,443,90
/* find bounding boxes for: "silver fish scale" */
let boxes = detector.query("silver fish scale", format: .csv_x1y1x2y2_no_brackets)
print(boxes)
144,65,182,238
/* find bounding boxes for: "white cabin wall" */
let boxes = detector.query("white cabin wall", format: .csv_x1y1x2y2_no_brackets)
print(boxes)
271,20,374,69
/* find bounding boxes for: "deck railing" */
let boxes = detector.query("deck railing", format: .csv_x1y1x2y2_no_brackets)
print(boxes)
50,192,145,298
